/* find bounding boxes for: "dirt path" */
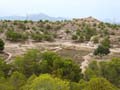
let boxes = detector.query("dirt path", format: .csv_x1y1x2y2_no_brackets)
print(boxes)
80,53,92,73
4,41,120,72
80,48,120,74
4,51,12,64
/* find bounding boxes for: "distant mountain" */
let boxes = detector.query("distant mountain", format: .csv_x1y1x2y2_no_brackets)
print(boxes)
102,18,120,24
27,13,65,21
0,16,26,20
0,13,66,21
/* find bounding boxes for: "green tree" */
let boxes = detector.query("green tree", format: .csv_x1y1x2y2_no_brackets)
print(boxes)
40,51,83,82
31,33,43,42
85,58,120,88
13,49,41,77
69,82,82,90
94,45,110,57
6,30,28,42
0,39,4,52
83,78,118,90
84,61,101,80
22,74,70,90
94,35,110,57
91,35,99,43
9,71,26,90
72,34,78,40
101,37,110,48
72,30,84,42
83,27,97,41
43,34,54,41
0,77,14,90
0,59,11,77
100,58,120,88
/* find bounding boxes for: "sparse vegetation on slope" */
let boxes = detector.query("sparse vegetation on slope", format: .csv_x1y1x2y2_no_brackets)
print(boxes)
0,17,119,48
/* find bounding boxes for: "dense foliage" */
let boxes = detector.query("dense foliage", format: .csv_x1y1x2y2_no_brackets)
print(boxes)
12,50,82,82
0,39,4,52
0,49,119,90
94,45,110,56
6,30,28,42
85,58,120,88
22,74,70,90
72,27,97,42
94,37,110,56
83,78,117,90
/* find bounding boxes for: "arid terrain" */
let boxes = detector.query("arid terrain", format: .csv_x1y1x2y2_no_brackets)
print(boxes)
0,17,120,90
0,17,120,71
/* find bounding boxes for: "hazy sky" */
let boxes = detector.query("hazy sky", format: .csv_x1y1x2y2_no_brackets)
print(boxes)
0,0,120,20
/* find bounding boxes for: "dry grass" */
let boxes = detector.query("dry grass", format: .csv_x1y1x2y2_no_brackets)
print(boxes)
57,49,91,64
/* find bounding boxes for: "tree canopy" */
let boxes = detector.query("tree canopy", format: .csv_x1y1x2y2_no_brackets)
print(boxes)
0,39,4,52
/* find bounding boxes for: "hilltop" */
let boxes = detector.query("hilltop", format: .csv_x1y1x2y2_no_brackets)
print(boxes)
0,17,120,47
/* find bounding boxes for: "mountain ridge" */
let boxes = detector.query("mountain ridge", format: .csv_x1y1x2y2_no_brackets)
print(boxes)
0,13,120,24
0,13,66,21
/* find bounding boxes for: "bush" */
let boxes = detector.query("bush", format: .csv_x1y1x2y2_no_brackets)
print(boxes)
94,45,110,56
43,34,54,41
94,37,110,56
91,36,99,43
72,34,78,40
22,74,70,90
0,39,4,52
83,78,117,90
100,37,110,48
9,71,26,90
73,27,97,42
40,51,83,82
65,29,71,34
18,23,27,30
0,28,4,33
13,49,41,77
85,58,120,88
6,30,28,42
31,34,43,42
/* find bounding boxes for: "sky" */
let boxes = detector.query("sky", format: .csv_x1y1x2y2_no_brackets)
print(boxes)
0,0,120,21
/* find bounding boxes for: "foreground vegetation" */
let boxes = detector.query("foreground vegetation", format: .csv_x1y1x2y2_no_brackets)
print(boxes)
0,49,119,90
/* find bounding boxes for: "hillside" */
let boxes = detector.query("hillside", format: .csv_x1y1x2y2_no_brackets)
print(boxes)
0,17,120,90
0,17,120,47
0,17,119,60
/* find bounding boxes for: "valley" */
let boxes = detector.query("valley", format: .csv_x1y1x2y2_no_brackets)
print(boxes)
0,17,120,90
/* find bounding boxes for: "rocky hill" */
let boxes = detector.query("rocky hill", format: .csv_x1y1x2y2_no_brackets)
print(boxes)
0,17,120,48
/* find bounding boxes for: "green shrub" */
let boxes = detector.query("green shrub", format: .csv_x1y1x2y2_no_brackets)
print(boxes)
31,34,43,42
0,39,4,52
6,30,28,42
